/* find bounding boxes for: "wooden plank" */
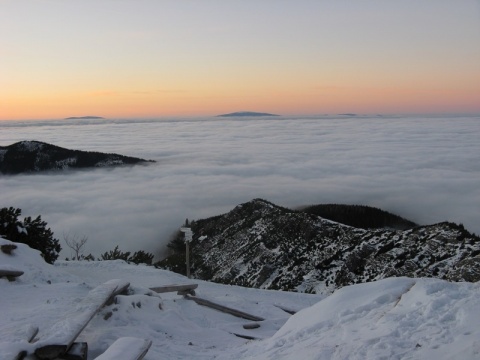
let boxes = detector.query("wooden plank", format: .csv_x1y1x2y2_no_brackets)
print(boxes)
34,279,130,360
149,283,198,294
94,337,152,360
274,304,297,315
13,326,39,360
1,244,17,254
27,326,39,343
13,350,27,360
0,268,24,276
0,268,24,280
61,342,88,360
105,280,130,306
184,295,265,322
177,289,196,296
243,323,261,330
231,333,261,340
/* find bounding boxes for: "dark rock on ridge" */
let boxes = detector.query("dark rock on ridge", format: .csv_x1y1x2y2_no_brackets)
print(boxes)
0,140,154,174
173,199,480,294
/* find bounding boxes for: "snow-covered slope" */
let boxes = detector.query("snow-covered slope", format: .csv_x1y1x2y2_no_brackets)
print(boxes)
223,278,480,360
1,237,479,359
186,199,480,293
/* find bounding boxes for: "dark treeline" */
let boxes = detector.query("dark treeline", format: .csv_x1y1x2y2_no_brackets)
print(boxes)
1,207,155,265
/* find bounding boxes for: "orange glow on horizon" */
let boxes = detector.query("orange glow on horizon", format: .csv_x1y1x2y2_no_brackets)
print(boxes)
2,82,479,121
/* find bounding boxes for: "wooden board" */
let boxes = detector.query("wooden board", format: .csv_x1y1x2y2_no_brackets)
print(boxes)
62,342,88,360
231,333,261,340
1,244,18,254
33,279,130,360
0,269,24,276
184,295,265,322
105,280,130,306
13,326,39,360
94,337,152,360
243,323,261,329
149,283,198,294
0,268,24,279
274,304,297,315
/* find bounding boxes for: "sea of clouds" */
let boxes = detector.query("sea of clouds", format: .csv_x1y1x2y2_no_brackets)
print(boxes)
1,115,479,259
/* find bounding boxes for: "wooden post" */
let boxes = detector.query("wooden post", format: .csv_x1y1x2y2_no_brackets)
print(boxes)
186,241,190,279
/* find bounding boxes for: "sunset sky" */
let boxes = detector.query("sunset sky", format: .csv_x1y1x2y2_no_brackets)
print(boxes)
1,0,480,120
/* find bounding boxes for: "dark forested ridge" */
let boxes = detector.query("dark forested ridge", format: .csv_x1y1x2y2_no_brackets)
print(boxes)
0,140,154,174
300,204,417,230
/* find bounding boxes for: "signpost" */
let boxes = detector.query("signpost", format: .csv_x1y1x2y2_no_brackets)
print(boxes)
180,227,193,278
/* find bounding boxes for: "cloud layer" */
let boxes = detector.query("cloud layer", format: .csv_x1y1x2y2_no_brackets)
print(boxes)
1,115,479,259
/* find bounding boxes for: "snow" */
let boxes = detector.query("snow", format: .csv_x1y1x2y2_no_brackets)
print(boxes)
55,157,78,169
17,140,45,151
33,279,130,348
94,337,152,360
1,236,480,359
17,225,28,234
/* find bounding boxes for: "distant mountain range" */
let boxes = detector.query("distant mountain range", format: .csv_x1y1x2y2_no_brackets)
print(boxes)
159,199,480,294
217,111,279,117
0,141,154,174
65,116,105,120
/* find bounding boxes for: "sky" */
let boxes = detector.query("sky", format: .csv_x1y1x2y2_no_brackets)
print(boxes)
1,0,480,120
1,116,479,259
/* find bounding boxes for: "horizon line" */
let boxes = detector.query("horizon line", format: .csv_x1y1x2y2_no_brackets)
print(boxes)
1,111,480,123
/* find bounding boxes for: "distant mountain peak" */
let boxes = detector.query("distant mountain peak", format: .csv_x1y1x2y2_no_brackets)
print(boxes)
65,116,104,120
217,111,279,117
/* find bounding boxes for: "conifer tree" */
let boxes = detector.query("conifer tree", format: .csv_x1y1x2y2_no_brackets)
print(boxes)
0,207,61,263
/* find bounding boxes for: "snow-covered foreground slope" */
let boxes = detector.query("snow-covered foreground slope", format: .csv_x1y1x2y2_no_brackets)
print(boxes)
223,278,480,360
1,237,479,360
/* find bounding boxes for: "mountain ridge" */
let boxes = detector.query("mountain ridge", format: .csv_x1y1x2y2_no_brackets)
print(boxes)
0,140,154,174
161,199,480,294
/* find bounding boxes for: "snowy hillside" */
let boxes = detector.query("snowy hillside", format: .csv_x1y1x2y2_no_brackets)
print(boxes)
185,199,480,293
1,237,480,359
